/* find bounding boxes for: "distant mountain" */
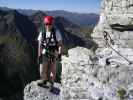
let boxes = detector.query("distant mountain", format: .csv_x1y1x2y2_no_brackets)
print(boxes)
46,10,99,27
0,9,38,100
0,7,99,27
22,9,99,27
29,11,46,32
17,9,38,16
0,10,37,40
0,6,11,11
54,16,80,29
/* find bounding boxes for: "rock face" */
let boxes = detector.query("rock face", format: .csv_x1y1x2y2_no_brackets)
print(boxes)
92,0,133,99
61,0,133,100
61,46,133,100
61,47,94,100
92,0,133,66
24,80,61,100
92,0,133,49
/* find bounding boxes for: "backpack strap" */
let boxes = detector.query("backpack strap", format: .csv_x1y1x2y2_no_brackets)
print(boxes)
41,28,58,50
41,31,46,48
51,28,57,44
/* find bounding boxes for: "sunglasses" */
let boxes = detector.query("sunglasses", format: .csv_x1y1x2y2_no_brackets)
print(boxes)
45,23,52,26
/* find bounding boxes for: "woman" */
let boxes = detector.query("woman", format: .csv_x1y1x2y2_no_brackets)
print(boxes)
37,16,63,88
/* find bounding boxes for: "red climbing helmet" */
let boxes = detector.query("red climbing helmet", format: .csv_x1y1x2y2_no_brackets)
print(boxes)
44,16,54,25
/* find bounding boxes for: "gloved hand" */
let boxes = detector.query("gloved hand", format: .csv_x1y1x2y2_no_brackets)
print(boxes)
57,54,61,61
38,55,42,64
55,51,61,61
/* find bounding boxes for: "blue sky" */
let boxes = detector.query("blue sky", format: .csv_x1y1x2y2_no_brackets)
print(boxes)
0,0,100,13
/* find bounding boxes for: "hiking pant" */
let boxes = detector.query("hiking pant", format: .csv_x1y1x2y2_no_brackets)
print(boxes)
39,51,57,82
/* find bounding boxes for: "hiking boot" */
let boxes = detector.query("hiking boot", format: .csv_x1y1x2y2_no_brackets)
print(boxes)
37,80,49,88
46,81,53,88
49,82,61,95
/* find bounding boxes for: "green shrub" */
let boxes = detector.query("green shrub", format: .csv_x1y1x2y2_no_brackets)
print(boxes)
117,88,126,99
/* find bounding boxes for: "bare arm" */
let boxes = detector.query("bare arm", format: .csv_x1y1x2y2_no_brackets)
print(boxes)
38,41,42,58
38,32,42,59
58,40,64,55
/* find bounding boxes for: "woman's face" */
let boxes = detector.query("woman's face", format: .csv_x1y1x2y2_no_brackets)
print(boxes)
45,23,53,31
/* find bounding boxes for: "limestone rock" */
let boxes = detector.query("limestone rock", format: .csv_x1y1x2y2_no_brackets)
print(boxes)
91,0,133,99
24,80,61,100
61,47,133,100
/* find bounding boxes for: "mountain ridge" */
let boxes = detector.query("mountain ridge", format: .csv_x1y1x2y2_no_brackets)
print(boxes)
0,6,99,27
